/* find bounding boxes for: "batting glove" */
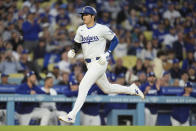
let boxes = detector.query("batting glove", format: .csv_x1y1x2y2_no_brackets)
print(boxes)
67,49,76,58
98,51,111,65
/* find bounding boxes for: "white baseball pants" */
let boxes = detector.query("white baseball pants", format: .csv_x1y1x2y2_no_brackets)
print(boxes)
170,116,189,126
0,110,6,125
68,61,136,118
80,111,101,125
17,107,51,125
145,108,157,126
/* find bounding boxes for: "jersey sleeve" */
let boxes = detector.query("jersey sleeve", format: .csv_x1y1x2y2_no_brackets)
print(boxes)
102,25,116,41
74,26,82,43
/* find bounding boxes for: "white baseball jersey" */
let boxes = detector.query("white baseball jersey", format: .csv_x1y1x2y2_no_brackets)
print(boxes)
74,23,116,59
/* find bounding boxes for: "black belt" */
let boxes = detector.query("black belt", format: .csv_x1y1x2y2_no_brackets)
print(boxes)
85,57,100,63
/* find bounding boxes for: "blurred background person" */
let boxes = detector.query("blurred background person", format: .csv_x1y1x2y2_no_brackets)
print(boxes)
40,74,68,125
153,50,166,79
0,73,9,85
170,82,193,126
15,71,51,125
140,72,161,126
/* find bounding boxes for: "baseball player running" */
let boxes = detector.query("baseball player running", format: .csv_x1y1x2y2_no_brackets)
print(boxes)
59,6,144,124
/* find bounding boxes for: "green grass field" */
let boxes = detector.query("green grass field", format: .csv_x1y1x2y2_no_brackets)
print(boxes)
0,126,196,131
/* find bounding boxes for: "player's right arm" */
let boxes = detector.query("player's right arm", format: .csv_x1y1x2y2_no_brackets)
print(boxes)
68,26,82,59
68,42,81,58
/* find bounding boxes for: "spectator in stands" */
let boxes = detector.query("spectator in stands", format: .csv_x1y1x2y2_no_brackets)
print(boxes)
55,4,70,26
2,21,14,42
163,2,181,24
140,40,157,61
180,1,191,17
116,73,126,86
5,42,20,62
137,13,149,31
40,74,67,125
9,43,23,62
125,68,138,85
170,58,183,79
160,71,172,87
33,39,46,61
58,51,71,73
116,1,129,25
113,37,128,57
69,63,83,82
0,49,23,74
172,32,186,61
22,11,42,52
33,39,46,71
128,37,143,56
164,50,175,71
179,71,189,87
0,73,9,85
19,1,31,20
15,71,51,125
102,0,120,20
132,58,146,75
56,30,72,49
153,22,167,44
19,49,41,80
163,27,178,49
188,66,196,82
9,31,23,51
114,58,127,76
75,53,87,73
124,8,138,31
138,71,147,85
97,9,112,27
51,65,61,81
106,70,117,83
149,12,160,31
67,3,82,29
138,32,147,48
58,72,70,86
170,82,193,126
140,72,161,126
143,57,153,71
182,51,195,71
153,50,166,78
152,36,161,49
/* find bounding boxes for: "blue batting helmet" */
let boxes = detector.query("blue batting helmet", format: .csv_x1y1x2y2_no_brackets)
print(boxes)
80,6,97,15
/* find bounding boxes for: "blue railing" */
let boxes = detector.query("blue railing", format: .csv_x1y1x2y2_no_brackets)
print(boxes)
1,94,196,125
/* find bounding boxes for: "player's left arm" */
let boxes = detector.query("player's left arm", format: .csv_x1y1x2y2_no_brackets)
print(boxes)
107,35,119,54
98,26,119,65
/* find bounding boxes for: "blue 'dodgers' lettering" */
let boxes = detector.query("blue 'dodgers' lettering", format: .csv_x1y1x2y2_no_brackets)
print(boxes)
81,35,99,44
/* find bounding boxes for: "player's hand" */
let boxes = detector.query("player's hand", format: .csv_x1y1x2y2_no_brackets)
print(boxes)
68,49,75,58
98,51,110,65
